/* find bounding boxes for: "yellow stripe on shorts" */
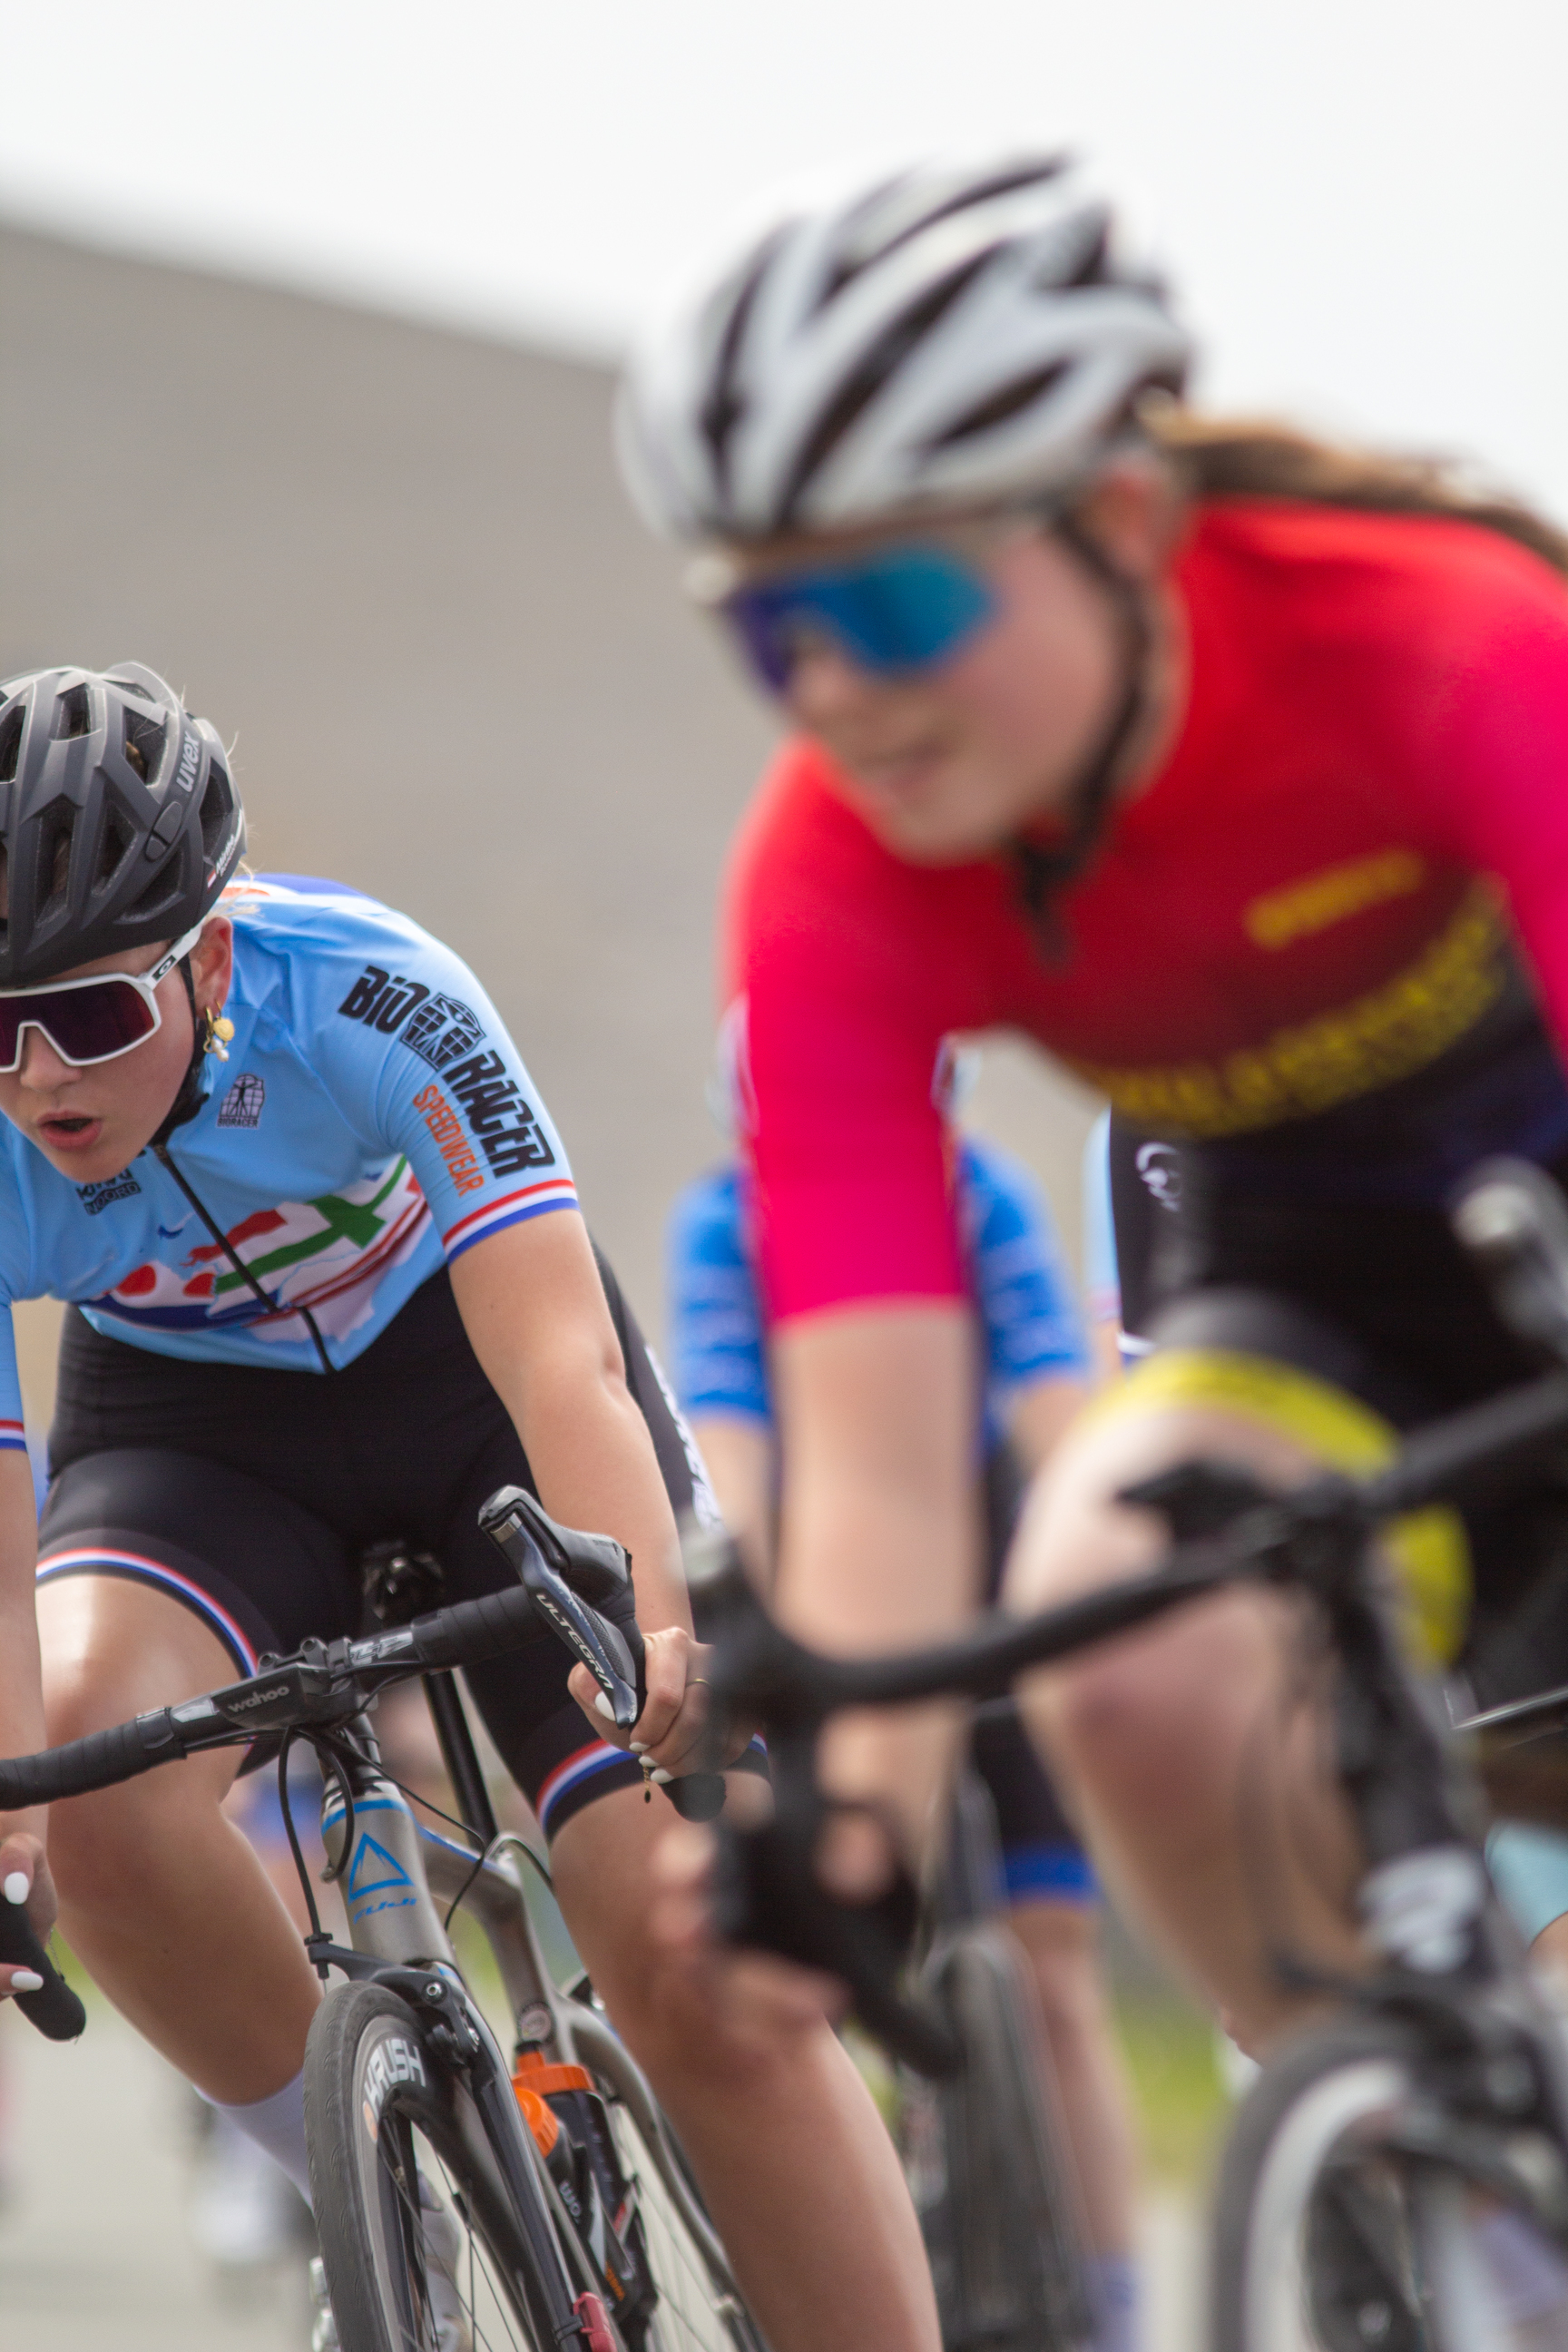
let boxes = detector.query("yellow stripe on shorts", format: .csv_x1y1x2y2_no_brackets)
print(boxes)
1092,1348,1471,1670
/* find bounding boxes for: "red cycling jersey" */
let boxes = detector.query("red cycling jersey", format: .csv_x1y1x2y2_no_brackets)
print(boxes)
723,500,1568,1325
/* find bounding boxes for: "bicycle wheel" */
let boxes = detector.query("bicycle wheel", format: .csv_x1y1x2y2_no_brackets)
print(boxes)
306,1981,561,2352
578,2017,767,2352
1213,2014,1568,2352
906,1921,1092,2352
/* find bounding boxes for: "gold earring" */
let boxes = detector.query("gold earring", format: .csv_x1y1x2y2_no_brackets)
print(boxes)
202,1008,235,1062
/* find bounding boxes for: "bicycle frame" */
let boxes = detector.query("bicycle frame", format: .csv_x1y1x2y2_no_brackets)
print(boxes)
305,1674,747,2326
683,1362,1568,2078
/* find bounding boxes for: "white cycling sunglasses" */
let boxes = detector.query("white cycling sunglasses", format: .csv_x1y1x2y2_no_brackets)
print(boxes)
0,918,208,1073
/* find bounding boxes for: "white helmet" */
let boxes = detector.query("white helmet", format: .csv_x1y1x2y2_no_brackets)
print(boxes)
619,152,1192,543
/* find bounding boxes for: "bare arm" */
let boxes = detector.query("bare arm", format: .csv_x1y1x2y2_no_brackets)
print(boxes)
771,1302,982,1860
0,1447,57,1989
689,1415,776,1586
448,1212,699,1759
1004,1371,1089,1478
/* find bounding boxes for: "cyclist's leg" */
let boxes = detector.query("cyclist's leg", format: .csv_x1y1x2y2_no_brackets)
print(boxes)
1004,1289,1438,2054
441,1263,942,2352
972,1703,1140,2298
35,1446,358,2103
556,1785,940,2352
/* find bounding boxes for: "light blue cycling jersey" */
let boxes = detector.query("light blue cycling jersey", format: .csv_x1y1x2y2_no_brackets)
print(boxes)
0,875,576,1447
667,1135,1087,1434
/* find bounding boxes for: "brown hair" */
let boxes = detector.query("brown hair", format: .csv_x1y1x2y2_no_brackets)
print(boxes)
1145,408,1568,580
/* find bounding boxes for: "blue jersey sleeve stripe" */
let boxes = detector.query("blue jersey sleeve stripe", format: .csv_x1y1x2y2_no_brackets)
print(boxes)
0,1422,25,1451
445,1191,578,1262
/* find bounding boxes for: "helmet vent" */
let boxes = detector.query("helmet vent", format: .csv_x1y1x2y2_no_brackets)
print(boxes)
36,803,76,915
121,707,165,785
0,704,22,786
779,254,994,522
1060,223,1112,289
198,763,231,860
126,861,181,922
699,229,788,490
928,358,1073,451
53,684,92,741
95,805,136,893
825,156,1071,307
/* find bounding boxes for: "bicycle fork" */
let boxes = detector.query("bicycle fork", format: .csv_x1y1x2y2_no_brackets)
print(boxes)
318,1721,605,2346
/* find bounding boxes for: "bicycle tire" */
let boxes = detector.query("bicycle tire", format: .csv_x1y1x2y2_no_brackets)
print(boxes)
907,1922,1093,2352
306,1981,563,2351
1212,2012,1568,2352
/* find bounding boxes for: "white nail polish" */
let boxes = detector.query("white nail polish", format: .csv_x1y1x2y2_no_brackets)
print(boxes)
3,1872,28,1906
650,1766,672,1784
9,1970,42,1993
593,1691,615,1720
629,1740,648,1755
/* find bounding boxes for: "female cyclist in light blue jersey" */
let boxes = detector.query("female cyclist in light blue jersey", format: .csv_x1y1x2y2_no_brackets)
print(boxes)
0,662,938,2352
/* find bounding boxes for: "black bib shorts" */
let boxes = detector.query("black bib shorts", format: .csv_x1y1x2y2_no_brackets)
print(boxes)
39,1253,721,1840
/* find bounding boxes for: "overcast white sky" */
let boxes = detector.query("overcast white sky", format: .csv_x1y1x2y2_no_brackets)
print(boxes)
5,0,1567,510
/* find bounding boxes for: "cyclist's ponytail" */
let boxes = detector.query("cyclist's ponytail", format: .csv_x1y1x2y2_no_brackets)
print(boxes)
1146,410,1568,579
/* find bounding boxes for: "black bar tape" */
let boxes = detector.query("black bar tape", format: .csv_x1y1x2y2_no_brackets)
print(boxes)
0,1901,85,2041
406,1584,543,1671
666,1775,727,1822
0,1713,181,1809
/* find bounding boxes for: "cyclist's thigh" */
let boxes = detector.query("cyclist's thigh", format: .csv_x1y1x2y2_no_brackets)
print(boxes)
37,1445,358,1753
1005,1282,1470,1676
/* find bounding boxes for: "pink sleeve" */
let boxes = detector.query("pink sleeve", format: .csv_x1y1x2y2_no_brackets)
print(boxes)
1413,554,1568,1051
723,759,968,1325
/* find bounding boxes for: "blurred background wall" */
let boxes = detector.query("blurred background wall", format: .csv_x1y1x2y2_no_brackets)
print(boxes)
0,220,1099,1429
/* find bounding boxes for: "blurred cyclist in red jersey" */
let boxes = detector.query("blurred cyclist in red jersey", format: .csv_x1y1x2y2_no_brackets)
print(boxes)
615,152,1568,2059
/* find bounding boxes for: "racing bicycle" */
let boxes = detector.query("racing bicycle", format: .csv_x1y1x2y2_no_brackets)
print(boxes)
669,1156,1568,2352
0,1489,762,2352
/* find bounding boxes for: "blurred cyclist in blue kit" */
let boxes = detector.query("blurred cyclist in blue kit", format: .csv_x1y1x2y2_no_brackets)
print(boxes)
667,1035,1143,2352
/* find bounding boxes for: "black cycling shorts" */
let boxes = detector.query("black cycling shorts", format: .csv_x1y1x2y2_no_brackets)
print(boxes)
1131,1144,1568,1711
39,1253,745,1840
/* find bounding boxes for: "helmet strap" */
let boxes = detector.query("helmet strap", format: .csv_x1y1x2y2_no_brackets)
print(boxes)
147,955,210,1148
1007,507,1153,959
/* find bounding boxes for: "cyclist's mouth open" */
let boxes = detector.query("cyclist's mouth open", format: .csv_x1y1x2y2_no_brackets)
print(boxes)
36,1113,103,1154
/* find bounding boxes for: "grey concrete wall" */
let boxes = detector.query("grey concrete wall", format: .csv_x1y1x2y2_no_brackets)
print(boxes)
0,222,1096,1419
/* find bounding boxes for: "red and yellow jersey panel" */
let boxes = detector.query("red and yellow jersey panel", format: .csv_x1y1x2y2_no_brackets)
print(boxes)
725,500,1568,1323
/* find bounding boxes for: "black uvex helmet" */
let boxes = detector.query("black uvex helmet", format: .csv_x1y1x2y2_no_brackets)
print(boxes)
0,662,246,984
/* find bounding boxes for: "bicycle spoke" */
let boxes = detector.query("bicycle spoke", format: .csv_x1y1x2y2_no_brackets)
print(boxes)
377,2126,533,2352
608,2104,743,2352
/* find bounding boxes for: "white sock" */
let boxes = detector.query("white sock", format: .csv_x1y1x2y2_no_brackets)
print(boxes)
206,2067,312,2210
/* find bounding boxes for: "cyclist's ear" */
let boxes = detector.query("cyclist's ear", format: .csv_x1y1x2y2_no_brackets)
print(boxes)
189,916,233,1012
1069,454,1183,582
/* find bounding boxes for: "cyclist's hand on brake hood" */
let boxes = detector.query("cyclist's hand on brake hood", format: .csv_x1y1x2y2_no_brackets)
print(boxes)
568,1627,752,1779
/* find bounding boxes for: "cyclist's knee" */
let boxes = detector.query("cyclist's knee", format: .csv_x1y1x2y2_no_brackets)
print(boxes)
46,1717,230,1917
1004,1395,1318,1812
48,1779,178,1916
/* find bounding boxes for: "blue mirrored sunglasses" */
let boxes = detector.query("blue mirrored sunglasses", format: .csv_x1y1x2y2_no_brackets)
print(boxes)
720,544,997,693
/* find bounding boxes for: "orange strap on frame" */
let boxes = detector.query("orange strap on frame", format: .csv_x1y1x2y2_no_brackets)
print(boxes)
513,2052,593,2098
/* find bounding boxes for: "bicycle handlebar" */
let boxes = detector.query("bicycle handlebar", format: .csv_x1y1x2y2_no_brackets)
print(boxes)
0,1897,84,2041
676,1158,1568,2068
478,1485,728,1822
